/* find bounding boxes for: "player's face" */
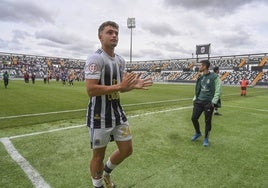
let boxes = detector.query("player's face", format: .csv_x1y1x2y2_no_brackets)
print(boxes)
198,63,207,72
99,26,119,48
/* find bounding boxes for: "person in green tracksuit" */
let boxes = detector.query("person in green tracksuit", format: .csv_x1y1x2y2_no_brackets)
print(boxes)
191,60,221,147
3,71,9,88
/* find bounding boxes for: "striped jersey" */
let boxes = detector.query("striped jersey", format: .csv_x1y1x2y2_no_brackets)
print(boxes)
84,48,127,129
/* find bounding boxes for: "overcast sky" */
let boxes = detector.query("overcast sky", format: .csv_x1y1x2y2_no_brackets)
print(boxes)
0,0,268,61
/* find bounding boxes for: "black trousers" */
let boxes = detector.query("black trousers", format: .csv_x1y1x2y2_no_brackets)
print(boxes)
191,99,214,138
4,79,8,87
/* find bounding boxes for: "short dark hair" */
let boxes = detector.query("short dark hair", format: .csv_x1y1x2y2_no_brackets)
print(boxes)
200,60,210,69
98,21,119,35
213,66,219,72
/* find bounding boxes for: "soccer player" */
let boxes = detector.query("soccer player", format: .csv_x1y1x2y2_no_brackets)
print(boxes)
239,77,249,96
31,72,36,84
84,21,153,188
191,60,221,147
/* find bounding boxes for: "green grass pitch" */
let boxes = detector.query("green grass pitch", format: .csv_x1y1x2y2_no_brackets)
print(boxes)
0,80,267,187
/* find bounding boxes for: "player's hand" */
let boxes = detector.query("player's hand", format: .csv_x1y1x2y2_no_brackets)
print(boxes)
120,72,153,91
131,72,153,90
120,72,138,92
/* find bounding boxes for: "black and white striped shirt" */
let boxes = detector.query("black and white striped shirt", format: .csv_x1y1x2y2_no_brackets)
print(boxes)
85,49,127,129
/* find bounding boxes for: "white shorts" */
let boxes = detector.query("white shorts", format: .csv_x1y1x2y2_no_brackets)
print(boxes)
89,123,132,149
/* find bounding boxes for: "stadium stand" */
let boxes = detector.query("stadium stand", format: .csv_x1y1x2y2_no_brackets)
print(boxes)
1,52,267,86
127,53,268,86
0,52,85,82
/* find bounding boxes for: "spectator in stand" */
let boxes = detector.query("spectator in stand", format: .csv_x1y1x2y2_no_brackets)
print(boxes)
239,77,249,96
3,71,9,88
213,67,222,115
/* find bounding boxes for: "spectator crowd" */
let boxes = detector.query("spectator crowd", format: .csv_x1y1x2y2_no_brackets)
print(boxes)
1,52,267,86
0,53,85,84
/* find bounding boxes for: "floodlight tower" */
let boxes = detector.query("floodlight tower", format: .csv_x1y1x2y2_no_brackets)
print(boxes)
127,18,135,63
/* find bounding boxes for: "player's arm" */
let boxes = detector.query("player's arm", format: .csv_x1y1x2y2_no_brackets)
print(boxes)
86,79,120,97
86,72,138,97
212,77,221,105
86,72,153,97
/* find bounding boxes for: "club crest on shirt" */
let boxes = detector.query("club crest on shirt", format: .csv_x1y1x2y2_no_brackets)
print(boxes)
88,63,98,73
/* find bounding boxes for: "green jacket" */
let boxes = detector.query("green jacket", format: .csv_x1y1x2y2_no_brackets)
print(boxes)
194,72,221,105
3,72,9,80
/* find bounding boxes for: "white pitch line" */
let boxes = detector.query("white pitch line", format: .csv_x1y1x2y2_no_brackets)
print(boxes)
122,98,192,106
0,103,266,187
0,109,85,120
0,89,266,120
0,106,192,188
128,106,192,118
0,90,265,120
0,137,51,188
0,99,191,120
0,89,266,188
7,106,192,140
9,124,86,139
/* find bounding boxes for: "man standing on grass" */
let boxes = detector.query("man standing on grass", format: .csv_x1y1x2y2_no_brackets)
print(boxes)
84,21,153,188
3,71,9,88
239,77,249,96
191,60,221,147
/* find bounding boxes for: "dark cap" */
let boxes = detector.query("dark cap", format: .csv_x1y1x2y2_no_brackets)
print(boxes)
200,60,210,69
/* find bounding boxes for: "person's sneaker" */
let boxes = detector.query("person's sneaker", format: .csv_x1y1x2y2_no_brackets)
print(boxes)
203,138,209,147
103,174,115,188
191,133,202,141
214,112,222,116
